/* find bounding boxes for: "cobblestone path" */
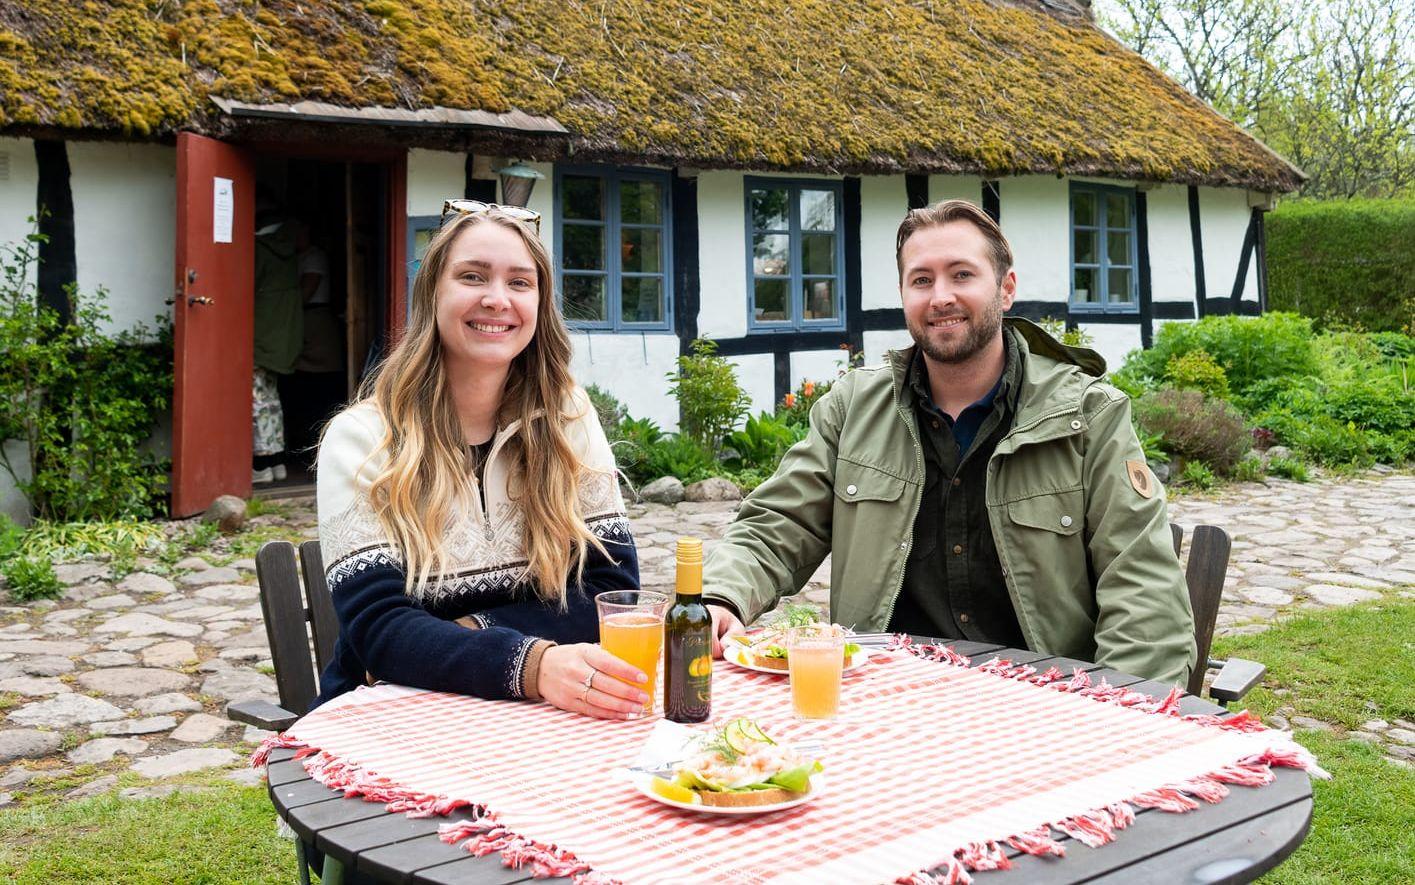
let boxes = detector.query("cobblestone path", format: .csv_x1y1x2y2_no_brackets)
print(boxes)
1,470,1410,803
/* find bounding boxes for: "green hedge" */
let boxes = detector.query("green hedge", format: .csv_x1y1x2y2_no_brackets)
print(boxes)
1266,199,1415,333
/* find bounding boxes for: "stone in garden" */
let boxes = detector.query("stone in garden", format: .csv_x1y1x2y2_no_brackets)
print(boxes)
46,608,90,623
1305,573,1390,590
9,693,126,728
176,567,242,588
195,584,258,603
82,651,139,667
219,648,269,663
175,556,212,571
203,495,248,533
1240,586,1293,607
242,725,275,744
231,558,257,573
141,640,198,668
130,747,240,778
1346,731,1381,743
117,572,177,597
171,713,236,743
1289,716,1333,732
76,667,190,697
121,783,212,800
105,637,160,652
0,767,39,788
90,715,178,736
93,612,202,638
1385,728,1415,745
134,693,203,715
1304,584,1381,606
0,676,71,695
200,668,277,702
66,775,119,800
15,654,75,676
41,623,78,637
88,594,137,611
54,563,109,585
0,639,89,655
639,476,685,505
1362,719,1389,732
1261,445,1293,462
1150,461,1170,484
67,737,147,765
683,477,742,502
226,767,266,787
1387,746,1415,762
0,728,64,762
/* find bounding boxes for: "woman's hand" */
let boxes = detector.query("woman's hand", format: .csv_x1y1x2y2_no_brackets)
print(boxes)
538,643,650,719
707,604,745,658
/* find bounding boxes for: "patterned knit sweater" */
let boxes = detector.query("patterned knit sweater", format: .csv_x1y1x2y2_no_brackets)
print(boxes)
311,392,638,709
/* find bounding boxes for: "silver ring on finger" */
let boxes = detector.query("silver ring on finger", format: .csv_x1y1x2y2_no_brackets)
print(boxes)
582,669,596,691
579,684,593,706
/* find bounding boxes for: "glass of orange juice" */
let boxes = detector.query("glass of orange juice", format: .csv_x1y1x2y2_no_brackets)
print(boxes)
595,590,670,716
787,624,845,720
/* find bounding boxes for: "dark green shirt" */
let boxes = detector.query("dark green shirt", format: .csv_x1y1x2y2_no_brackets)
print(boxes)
888,328,1026,647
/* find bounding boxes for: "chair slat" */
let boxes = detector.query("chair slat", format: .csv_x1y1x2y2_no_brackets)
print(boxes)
300,540,339,675
255,541,320,715
1170,523,1183,559
1183,525,1231,697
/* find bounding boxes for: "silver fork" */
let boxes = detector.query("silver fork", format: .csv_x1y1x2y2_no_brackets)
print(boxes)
628,740,828,777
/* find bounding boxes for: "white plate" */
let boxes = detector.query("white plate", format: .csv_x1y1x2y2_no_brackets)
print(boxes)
631,772,824,815
723,643,870,675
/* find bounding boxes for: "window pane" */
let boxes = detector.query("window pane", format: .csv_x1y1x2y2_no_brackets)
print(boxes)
802,232,835,275
754,278,790,321
1073,191,1097,226
621,228,661,274
620,180,662,225
563,275,607,321
1073,230,1097,265
752,233,790,275
1073,267,1098,303
801,189,836,231
803,278,836,320
1105,193,1130,228
562,175,604,221
563,224,604,270
751,188,789,230
1107,230,1131,266
621,276,663,323
1108,267,1133,304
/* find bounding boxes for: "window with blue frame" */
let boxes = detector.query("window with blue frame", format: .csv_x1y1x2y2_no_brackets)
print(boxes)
555,168,672,331
745,179,845,331
1070,184,1138,311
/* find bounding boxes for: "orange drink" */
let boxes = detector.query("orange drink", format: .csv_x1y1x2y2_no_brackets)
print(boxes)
787,625,844,719
595,590,670,715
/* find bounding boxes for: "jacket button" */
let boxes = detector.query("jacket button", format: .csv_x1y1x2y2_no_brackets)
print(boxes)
1070,419,1082,430
952,544,964,555
951,477,962,487
899,540,908,550
958,613,970,624
846,484,858,495
1060,515,1073,527
931,419,940,429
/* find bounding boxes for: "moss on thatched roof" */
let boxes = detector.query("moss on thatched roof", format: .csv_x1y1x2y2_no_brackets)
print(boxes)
0,0,1301,190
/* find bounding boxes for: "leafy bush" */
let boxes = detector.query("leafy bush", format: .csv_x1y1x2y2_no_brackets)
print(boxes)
1037,317,1096,349
584,384,626,435
1179,460,1217,489
1266,199,1415,333
0,225,172,521
725,412,807,472
613,417,665,485
1267,456,1311,482
2,554,62,602
1135,389,1251,474
1165,350,1230,399
1117,313,1318,398
777,378,831,428
1134,425,1168,463
666,340,751,454
1232,455,1266,483
641,434,717,485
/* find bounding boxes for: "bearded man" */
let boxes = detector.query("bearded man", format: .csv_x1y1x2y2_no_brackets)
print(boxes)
701,200,1196,685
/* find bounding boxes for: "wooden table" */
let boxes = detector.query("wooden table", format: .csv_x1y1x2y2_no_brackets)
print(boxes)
265,642,1313,884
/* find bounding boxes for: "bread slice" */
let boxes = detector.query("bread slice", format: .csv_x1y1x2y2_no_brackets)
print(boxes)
749,649,852,671
697,786,808,807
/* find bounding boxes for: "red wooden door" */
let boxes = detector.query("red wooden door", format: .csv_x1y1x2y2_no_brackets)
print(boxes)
172,133,256,516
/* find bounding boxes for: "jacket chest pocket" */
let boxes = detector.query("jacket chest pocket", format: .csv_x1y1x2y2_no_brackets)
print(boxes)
834,459,907,504
1006,488,1085,537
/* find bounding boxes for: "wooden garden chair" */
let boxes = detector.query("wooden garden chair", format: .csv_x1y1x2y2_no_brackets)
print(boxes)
1170,524,1266,704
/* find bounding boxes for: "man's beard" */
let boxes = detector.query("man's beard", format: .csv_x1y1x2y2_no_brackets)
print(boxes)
907,287,1006,364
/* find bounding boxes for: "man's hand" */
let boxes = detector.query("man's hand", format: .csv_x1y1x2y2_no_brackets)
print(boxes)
707,604,745,658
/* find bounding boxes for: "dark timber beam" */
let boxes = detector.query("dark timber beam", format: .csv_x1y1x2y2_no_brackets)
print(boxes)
33,139,76,325
1187,185,1206,318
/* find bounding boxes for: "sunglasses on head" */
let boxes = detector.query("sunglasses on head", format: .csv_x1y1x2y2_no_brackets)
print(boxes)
441,199,542,234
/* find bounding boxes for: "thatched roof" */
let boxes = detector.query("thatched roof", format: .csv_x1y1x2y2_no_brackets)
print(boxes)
0,0,1302,190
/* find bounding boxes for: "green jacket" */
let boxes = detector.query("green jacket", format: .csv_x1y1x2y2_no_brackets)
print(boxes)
703,318,1196,685
254,222,304,375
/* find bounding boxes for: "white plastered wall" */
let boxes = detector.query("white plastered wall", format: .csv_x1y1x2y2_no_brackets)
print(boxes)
695,171,749,339
789,349,849,391
569,332,680,428
859,176,907,310
863,328,914,368
1199,187,1259,305
998,176,1068,304
67,141,176,333
727,353,776,417
0,138,39,277
1144,184,1196,307
405,148,465,216
1076,323,1143,372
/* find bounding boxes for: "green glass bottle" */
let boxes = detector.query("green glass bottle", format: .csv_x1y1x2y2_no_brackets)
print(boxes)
664,537,712,723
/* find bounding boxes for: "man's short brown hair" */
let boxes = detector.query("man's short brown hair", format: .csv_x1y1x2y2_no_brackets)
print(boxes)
896,200,1013,283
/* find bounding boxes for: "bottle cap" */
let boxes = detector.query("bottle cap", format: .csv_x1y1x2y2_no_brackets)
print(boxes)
675,537,703,564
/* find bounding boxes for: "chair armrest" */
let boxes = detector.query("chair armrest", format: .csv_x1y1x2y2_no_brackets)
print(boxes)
227,698,299,732
1207,657,1266,705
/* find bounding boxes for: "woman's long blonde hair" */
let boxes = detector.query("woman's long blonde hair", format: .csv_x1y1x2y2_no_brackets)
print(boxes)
354,209,604,604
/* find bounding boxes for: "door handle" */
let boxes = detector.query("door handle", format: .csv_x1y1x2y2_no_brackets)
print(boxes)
178,267,212,306
188,296,215,306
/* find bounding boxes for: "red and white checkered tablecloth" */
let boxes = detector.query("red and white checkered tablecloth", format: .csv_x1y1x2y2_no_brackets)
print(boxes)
258,645,1322,885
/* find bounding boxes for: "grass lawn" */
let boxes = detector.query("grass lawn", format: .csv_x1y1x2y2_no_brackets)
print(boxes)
1212,597,1415,883
1,599,1409,883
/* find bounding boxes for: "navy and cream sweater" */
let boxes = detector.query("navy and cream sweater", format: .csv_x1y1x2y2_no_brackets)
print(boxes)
311,393,639,709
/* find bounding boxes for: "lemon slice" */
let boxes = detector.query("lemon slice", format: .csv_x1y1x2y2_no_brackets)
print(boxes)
650,776,701,805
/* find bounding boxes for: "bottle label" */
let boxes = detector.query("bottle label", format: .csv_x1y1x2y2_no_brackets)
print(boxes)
670,631,711,721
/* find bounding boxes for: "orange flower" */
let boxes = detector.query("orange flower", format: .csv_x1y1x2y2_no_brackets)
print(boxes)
802,381,816,397
784,393,797,408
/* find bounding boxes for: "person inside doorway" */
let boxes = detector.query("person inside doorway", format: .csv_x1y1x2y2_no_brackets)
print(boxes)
252,190,303,484
276,218,346,474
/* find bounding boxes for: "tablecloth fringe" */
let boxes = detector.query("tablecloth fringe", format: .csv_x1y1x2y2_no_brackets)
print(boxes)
886,636,1328,885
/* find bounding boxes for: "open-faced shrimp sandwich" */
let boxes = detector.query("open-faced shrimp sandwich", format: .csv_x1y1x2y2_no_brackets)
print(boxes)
649,718,823,808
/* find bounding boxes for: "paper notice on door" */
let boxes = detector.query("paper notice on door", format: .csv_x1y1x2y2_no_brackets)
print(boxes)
213,177,234,244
